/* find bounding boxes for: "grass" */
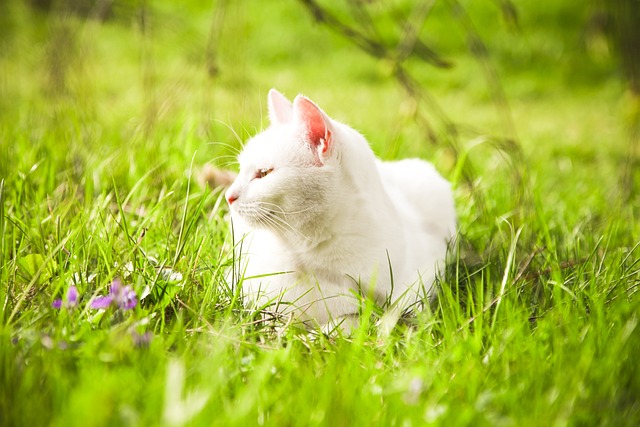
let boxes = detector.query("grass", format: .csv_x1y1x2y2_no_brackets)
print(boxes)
1,0,639,426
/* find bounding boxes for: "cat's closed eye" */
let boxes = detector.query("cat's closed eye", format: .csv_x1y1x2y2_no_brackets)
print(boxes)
256,168,274,179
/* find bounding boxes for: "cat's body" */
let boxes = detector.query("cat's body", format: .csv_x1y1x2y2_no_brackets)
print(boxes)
225,89,456,330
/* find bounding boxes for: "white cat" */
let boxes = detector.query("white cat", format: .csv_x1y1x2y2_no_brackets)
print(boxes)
225,89,456,332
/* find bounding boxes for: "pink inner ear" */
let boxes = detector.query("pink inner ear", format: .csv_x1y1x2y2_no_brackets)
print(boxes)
295,96,330,151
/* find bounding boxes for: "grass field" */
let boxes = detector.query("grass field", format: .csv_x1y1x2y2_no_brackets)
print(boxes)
1,0,639,426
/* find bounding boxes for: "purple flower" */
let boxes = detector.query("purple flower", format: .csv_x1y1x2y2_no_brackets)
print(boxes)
52,285,79,309
91,279,138,310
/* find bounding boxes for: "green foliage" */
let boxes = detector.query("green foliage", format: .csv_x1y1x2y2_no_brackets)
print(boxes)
0,0,638,426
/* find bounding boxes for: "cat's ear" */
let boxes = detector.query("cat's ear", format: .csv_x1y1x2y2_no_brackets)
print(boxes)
293,95,333,164
267,88,293,125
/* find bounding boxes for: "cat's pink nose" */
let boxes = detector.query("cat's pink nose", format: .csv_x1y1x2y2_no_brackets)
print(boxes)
227,193,238,205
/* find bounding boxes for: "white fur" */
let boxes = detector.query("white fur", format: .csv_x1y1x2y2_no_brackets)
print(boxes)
225,89,456,330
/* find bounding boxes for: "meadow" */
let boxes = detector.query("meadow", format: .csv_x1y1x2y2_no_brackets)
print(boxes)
1,0,639,425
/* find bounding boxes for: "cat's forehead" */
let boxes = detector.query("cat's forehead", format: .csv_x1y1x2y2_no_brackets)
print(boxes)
239,126,299,165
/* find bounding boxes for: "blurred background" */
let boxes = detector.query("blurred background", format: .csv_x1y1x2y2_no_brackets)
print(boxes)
0,0,637,219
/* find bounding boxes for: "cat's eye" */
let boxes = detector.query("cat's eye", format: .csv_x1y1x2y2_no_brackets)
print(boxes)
257,168,273,179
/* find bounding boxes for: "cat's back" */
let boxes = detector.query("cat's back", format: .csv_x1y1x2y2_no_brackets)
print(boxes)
377,158,456,241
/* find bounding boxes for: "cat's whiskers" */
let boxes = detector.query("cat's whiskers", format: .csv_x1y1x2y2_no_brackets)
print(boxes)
207,140,243,156
260,210,315,244
252,211,315,245
247,203,318,245
212,119,247,149
259,215,293,238
256,201,317,216
211,155,240,169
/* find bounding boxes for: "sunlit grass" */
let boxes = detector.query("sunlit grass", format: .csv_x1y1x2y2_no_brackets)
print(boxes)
1,0,639,426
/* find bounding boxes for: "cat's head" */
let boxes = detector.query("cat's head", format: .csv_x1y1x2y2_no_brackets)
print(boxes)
225,89,340,239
